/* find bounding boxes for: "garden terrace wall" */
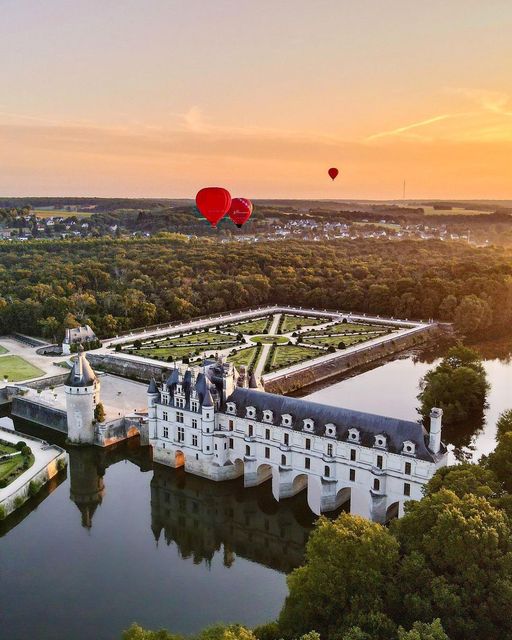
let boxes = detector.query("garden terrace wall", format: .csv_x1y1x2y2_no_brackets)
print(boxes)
264,325,440,395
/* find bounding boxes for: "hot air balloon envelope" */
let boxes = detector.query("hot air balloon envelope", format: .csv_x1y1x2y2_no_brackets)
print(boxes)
196,187,232,227
228,197,253,228
328,167,339,181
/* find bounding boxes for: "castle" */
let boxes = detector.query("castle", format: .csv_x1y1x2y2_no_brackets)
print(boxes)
147,358,448,522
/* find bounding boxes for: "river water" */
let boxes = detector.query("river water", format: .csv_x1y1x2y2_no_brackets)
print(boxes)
1,338,511,640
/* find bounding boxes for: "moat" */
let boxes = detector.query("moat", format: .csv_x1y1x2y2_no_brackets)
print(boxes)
1,338,511,640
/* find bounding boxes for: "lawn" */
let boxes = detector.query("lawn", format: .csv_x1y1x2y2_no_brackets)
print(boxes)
250,335,289,345
223,316,272,334
0,345,8,355
132,341,238,361
0,356,45,382
148,332,236,347
280,314,329,333
0,440,34,487
301,334,378,348
267,345,318,372
304,322,391,335
228,347,258,368
33,209,94,219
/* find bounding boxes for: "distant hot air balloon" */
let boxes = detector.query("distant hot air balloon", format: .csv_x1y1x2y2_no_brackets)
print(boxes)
196,187,232,227
228,197,253,228
328,167,339,181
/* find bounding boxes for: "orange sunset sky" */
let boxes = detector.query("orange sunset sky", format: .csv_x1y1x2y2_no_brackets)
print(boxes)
1,0,511,200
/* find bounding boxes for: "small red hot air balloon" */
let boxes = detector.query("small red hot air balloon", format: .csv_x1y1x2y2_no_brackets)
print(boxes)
228,197,253,228
328,167,339,181
196,187,232,227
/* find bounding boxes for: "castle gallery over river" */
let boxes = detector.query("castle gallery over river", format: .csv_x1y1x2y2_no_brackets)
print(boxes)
4,306,449,523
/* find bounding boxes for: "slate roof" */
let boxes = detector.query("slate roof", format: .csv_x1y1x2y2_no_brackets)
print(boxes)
147,378,158,394
66,351,98,388
225,388,441,462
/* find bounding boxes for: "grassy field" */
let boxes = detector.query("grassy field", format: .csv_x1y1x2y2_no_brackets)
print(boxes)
280,314,329,333
0,441,34,487
304,322,390,335
250,335,289,344
268,345,318,371
302,334,377,348
0,345,8,355
0,356,45,382
228,347,258,367
223,316,272,334
422,205,489,216
132,341,238,361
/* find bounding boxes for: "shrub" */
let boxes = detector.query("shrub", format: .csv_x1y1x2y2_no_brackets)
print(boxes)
15,441,25,451
21,446,32,457
115,344,122,352
14,496,24,508
0,505,6,520
94,403,106,423
133,339,142,349
29,480,41,496
57,457,66,471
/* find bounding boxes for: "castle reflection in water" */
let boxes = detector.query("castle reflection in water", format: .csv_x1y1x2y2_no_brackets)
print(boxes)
2,423,318,574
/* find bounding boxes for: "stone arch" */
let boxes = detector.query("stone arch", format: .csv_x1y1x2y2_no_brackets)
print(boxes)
256,463,273,485
291,473,308,495
175,450,185,468
233,458,244,476
334,486,351,510
385,501,400,523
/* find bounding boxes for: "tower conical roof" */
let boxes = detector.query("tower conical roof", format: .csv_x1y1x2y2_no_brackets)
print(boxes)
147,378,158,394
66,347,97,388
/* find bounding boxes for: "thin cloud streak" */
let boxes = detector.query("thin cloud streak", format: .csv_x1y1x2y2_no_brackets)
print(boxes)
365,114,460,141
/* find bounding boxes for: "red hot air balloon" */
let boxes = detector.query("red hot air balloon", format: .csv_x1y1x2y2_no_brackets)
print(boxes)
228,197,253,228
196,187,232,227
328,167,339,181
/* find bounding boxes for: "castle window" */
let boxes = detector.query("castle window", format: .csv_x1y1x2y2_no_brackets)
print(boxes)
284,433,289,446
327,443,334,457
281,414,292,426
163,426,169,439
348,428,359,443
325,423,336,438
303,419,314,432
229,438,234,449
405,462,412,475
375,435,387,449
403,441,416,455
281,454,287,466
373,479,380,491
176,411,184,423
226,402,236,414
191,400,199,412
265,447,270,459
404,482,411,496
305,437,311,450
228,419,234,431
163,411,168,421
376,455,383,469
265,428,270,440
175,397,185,408
305,457,311,470
192,434,198,447
176,384,182,394
245,445,251,456
349,469,356,482
350,449,356,461
324,465,330,478
248,424,254,437
177,426,184,442
192,419,198,429
263,410,273,423
246,406,256,419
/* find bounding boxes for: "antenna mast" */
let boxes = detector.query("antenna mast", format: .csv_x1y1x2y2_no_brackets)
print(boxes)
402,180,406,200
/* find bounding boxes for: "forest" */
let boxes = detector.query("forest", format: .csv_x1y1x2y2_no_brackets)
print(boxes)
0,235,511,342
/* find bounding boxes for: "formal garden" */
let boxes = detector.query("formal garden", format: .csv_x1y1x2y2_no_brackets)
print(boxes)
116,313,400,375
0,439,34,488
0,354,45,382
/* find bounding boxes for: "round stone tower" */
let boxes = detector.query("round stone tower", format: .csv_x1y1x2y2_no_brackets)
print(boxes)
65,346,100,445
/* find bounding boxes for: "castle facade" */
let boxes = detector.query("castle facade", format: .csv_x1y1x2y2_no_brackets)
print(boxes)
148,359,448,522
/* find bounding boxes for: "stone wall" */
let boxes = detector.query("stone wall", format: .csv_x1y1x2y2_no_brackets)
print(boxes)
11,397,68,433
264,325,440,395
22,373,69,391
86,353,169,383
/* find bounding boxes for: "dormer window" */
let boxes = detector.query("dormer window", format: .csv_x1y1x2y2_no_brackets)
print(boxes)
348,428,360,443
176,384,182,394
226,402,236,415
402,441,416,456
246,406,256,419
325,423,336,438
281,414,292,427
374,435,387,449
303,418,314,432
263,410,273,423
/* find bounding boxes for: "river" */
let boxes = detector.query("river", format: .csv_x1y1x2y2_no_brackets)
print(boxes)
1,338,511,640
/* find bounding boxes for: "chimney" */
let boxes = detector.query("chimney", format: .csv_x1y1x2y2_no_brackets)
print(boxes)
429,407,443,454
